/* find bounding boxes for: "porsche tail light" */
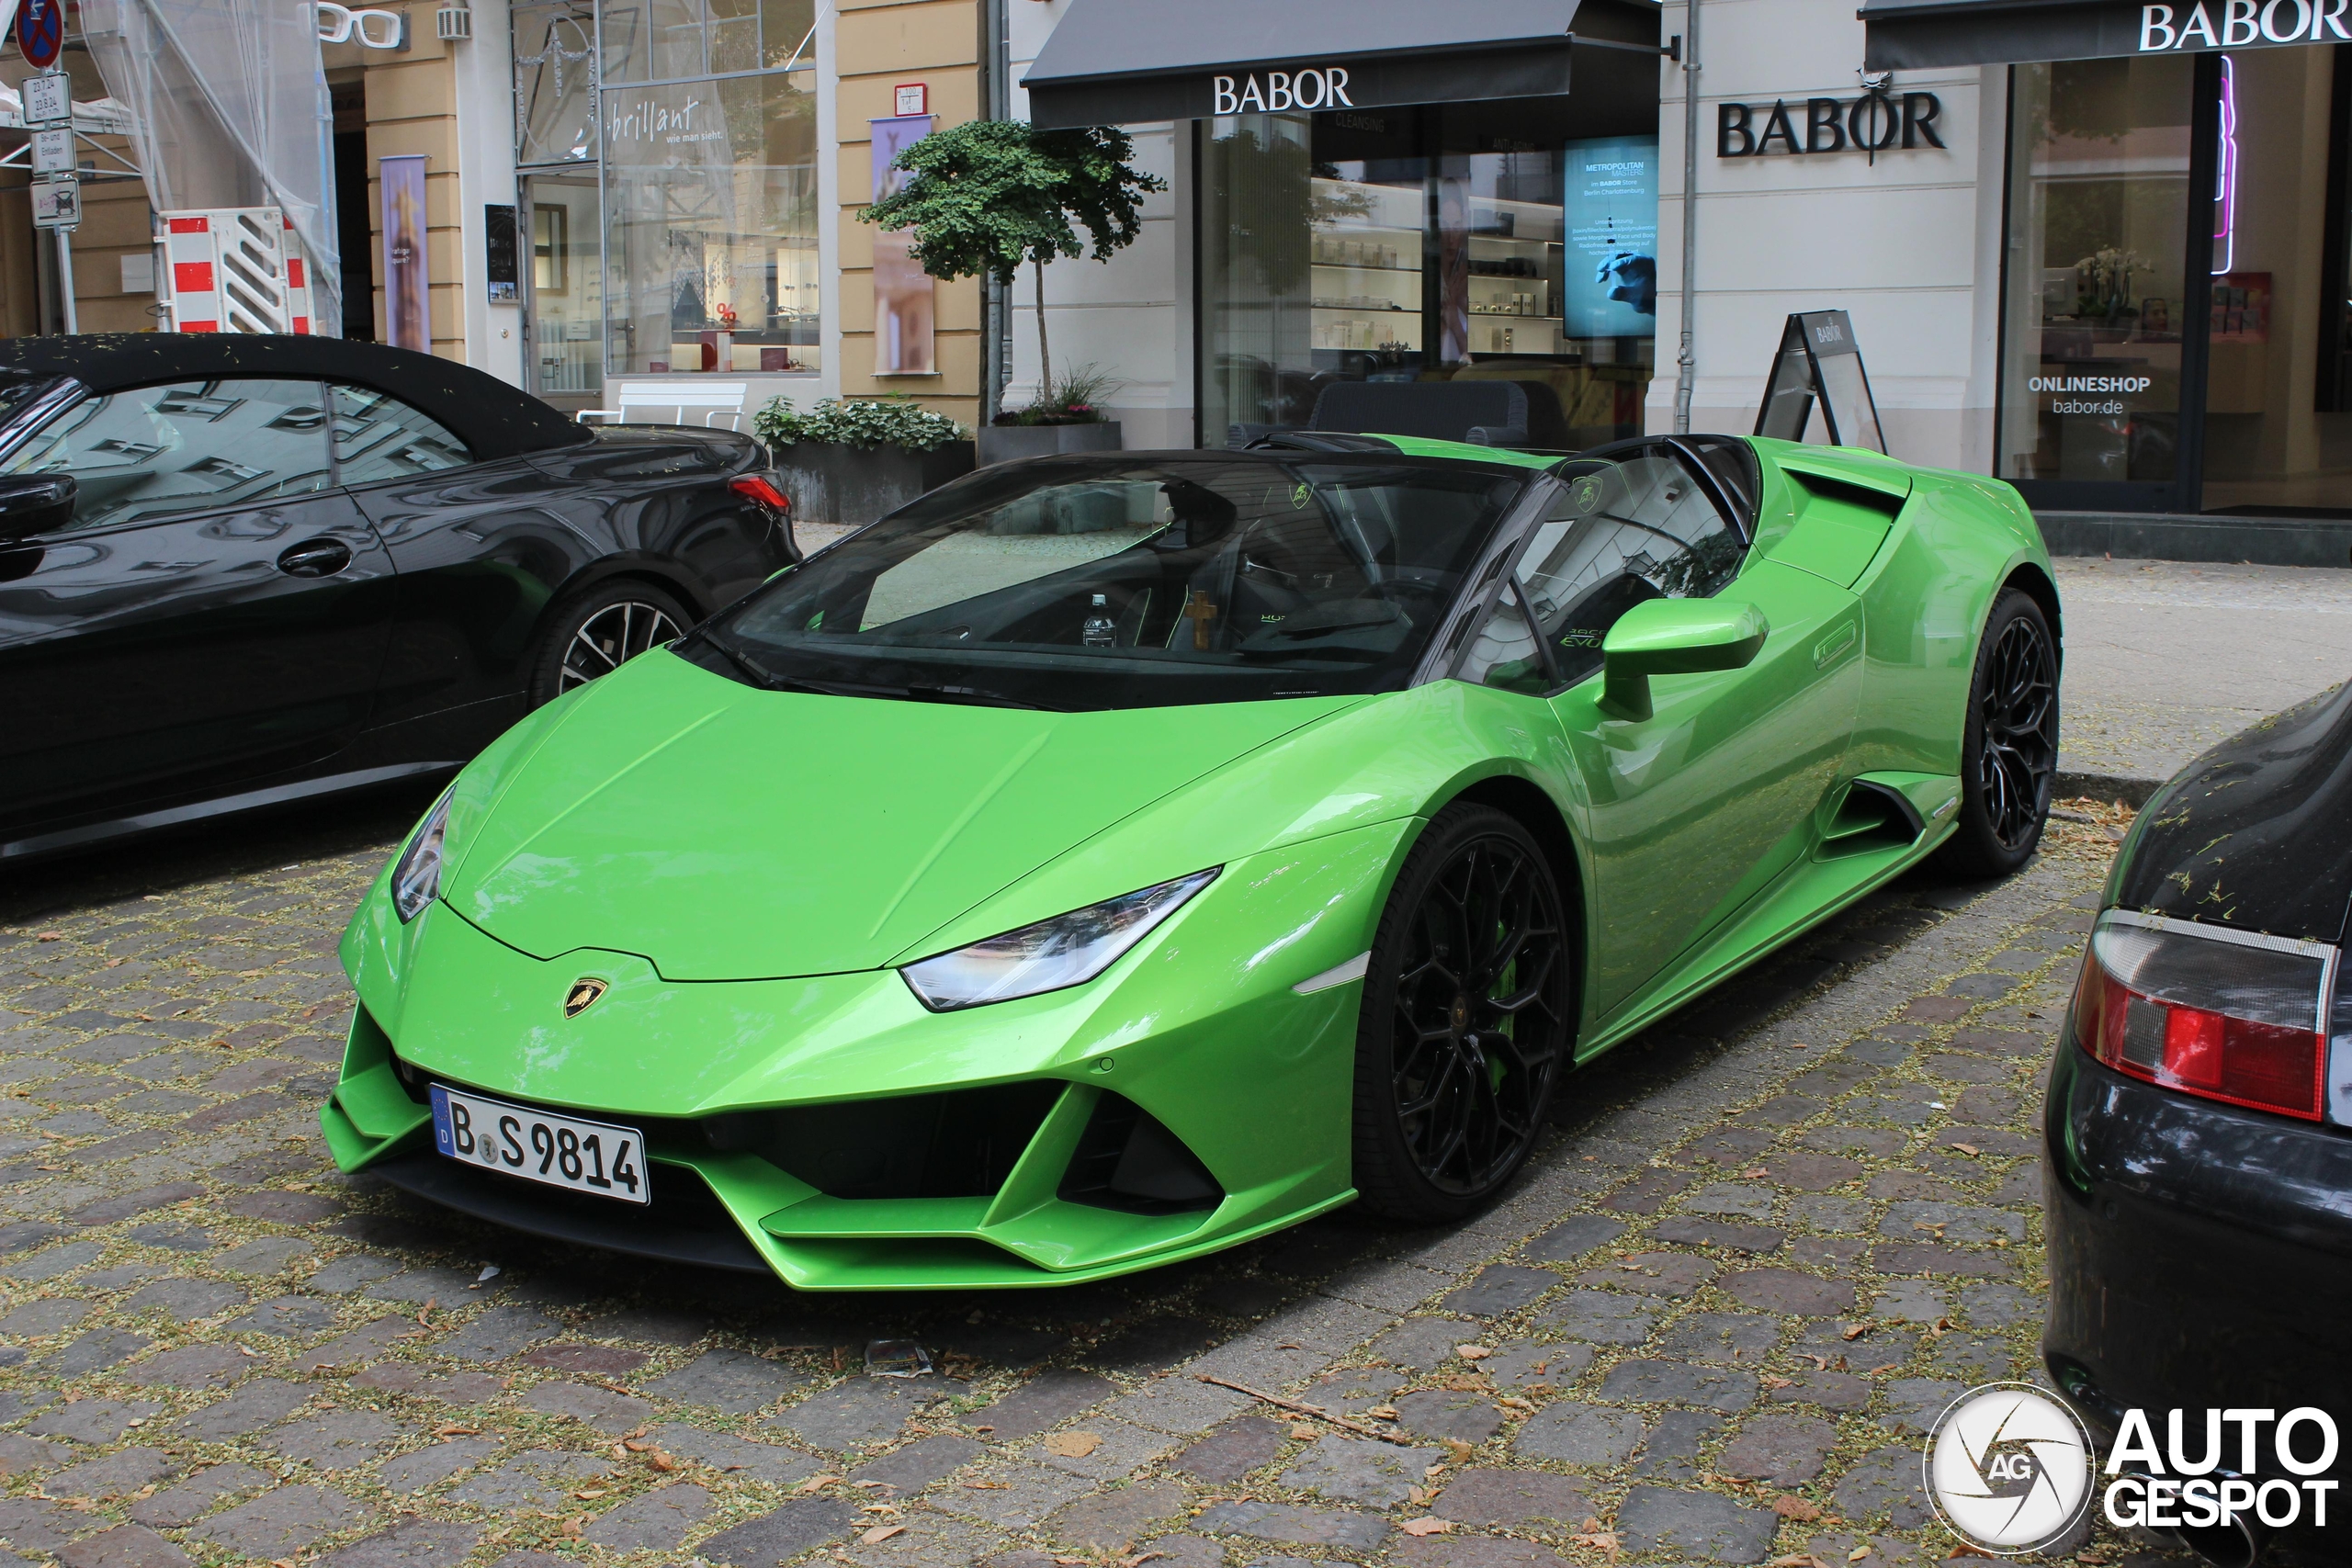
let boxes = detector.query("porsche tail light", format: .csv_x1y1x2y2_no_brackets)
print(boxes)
2072,909,2338,1122
730,475,791,514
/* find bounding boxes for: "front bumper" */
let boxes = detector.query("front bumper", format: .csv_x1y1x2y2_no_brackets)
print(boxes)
325,822,1408,1289
2043,1036,2352,1562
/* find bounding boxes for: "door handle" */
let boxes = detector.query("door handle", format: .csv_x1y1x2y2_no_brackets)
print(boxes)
277,537,354,578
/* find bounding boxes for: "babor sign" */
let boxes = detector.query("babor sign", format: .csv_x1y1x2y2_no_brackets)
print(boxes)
1719,85,1944,160
2137,1,2352,49
1211,67,1355,113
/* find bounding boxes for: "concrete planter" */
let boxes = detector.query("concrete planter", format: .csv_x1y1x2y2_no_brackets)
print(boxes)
976,422,1124,467
774,440,976,527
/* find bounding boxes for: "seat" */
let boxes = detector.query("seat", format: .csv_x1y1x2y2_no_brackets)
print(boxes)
577,381,752,430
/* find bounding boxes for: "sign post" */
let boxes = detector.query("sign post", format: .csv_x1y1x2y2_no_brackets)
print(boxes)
32,181,80,333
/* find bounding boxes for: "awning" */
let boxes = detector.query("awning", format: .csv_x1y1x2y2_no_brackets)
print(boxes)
1023,0,1663,130
1861,0,2352,71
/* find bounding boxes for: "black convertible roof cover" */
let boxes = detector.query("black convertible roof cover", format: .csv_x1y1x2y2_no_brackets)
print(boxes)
0,334,592,461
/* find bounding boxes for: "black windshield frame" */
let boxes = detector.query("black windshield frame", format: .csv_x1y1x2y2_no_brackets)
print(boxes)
682,449,1540,712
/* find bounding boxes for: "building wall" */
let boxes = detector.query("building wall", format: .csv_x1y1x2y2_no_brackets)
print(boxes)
1647,0,2006,470
346,7,470,358
833,0,983,426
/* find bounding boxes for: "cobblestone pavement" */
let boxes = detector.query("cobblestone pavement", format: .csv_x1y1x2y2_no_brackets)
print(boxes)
2054,557,2352,789
0,806,2191,1568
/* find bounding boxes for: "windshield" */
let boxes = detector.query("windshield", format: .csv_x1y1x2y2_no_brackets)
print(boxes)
684,454,1529,711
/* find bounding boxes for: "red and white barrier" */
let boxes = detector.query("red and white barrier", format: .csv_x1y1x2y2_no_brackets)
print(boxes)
153,208,313,334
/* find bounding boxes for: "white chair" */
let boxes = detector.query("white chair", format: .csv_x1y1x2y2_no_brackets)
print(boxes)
578,381,751,430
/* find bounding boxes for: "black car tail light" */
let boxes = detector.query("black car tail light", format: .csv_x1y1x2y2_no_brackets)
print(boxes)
729,475,791,515
2072,909,2338,1122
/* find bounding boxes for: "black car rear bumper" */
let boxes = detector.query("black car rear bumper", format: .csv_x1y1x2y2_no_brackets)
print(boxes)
2044,1038,2352,1563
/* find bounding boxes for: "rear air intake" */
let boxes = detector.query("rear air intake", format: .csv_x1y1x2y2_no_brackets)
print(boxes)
1818,779,1925,858
1058,1092,1223,1214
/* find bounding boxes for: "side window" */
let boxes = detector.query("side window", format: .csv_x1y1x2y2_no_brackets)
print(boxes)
1514,447,1747,687
0,379,334,532
331,385,473,485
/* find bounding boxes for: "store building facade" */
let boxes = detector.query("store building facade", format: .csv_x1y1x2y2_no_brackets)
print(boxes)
11,0,2352,531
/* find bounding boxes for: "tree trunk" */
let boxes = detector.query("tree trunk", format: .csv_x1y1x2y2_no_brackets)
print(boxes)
1033,254,1052,408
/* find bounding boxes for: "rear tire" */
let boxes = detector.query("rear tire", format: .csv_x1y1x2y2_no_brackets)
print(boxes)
1351,804,1575,1225
1934,587,2058,878
527,580,691,707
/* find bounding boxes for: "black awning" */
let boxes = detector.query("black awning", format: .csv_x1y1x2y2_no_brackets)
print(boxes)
1023,0,1662,130
1861,0,2352,70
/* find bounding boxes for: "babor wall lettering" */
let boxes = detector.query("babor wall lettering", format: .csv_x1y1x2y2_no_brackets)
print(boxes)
1718,92,1943,158
2138,1,2352,49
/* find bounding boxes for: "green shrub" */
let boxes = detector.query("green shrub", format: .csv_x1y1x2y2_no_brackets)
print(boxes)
754,394,966,453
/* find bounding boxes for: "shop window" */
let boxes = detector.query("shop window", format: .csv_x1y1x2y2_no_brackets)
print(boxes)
1998,58,2195,501
1201,97,1657,453
602,71,820,376
513,0,599,166
598,0,812,85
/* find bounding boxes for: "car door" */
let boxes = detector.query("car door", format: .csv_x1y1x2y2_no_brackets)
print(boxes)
0,378,396,839
1471,442,1865,1022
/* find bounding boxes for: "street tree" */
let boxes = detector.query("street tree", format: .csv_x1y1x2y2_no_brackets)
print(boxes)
865,119,1166,407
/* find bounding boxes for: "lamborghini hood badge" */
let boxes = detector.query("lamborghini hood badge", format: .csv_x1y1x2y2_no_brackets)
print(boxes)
563,977,609,1019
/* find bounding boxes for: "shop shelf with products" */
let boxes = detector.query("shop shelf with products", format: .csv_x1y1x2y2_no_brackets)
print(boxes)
1310,175,1426,355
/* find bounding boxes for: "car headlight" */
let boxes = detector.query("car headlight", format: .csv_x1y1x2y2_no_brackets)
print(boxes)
390,792,453,924
900,868,1219,1011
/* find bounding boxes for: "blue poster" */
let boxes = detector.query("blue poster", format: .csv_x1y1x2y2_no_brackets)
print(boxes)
1561,135,1659,339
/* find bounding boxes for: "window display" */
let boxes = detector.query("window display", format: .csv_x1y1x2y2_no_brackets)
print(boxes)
1203,96,1656,453
602,70,820,376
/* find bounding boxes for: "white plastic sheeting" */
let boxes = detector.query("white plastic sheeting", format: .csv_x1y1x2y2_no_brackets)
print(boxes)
82,0,341,335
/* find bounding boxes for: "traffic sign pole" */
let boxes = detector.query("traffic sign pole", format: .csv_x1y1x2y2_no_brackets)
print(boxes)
55,225,76,333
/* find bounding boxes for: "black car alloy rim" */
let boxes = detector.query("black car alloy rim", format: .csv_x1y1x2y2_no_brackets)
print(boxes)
1389,835,1569,1195
560,602,683,693
1979,615,2058,849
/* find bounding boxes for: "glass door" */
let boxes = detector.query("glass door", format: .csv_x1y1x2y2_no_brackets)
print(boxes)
522,175,605,409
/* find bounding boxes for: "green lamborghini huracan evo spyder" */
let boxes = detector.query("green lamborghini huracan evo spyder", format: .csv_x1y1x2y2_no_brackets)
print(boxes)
323,431,2061,1290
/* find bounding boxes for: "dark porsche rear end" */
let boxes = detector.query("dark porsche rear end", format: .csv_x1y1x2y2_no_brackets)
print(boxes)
2044,681,2352,1567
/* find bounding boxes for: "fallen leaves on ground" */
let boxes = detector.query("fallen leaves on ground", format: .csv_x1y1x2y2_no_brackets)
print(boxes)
1043,1431,1102,1458
860,1525,906,1545
1454,1344,1492,1360
1771,1495,1823,1520
1571,1529,1622,1561
1839,1324,1871,1341
1400,1517,1453,1537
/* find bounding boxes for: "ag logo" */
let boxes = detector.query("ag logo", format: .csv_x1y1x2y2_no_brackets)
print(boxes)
1569,474,1605,514
1925,1383,2095,1554
562,976,609,1019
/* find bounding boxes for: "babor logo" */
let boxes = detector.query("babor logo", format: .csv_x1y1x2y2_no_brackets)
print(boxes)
1925,1384,2097,1554
563,977,609,1019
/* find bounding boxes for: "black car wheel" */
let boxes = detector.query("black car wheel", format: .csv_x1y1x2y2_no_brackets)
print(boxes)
530,581,691,706
1935,586,2059,877
1351,803,1574,1224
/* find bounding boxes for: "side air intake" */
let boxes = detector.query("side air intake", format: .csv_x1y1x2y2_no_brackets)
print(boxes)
1819,779,1927,858
1058,1092,1223,1214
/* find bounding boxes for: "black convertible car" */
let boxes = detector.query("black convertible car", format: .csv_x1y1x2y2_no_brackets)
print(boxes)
2046,679,2352,1568
0,335,796,863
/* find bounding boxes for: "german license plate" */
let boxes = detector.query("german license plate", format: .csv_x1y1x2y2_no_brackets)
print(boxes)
430,1085,649,1205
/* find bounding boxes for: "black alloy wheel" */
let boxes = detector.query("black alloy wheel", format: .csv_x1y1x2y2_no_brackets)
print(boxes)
1936,587,2059,877
529,580,692,706
1352,803,1575,1224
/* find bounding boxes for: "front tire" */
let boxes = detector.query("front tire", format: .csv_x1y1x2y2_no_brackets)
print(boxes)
1934,586,2058,878
1351,804,1575,1225
527,580,690,707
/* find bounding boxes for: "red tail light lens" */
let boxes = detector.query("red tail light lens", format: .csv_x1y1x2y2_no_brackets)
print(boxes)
730,475,791,514
2073,909,2336,1121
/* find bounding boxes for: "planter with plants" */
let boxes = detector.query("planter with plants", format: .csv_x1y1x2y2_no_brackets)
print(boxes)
752,394,974,527
865,119,1164,467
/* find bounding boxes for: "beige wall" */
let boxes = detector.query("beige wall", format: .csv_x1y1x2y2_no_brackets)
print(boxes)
834,0,982,426
345,7,469,358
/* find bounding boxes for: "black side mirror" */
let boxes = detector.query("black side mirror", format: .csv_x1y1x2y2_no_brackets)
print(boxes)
0,473,75,541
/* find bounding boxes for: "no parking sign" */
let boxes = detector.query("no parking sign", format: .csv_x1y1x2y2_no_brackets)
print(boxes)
17,0,63,69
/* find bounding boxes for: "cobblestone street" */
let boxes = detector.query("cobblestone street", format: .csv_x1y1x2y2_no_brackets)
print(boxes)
0,803,2180,1568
